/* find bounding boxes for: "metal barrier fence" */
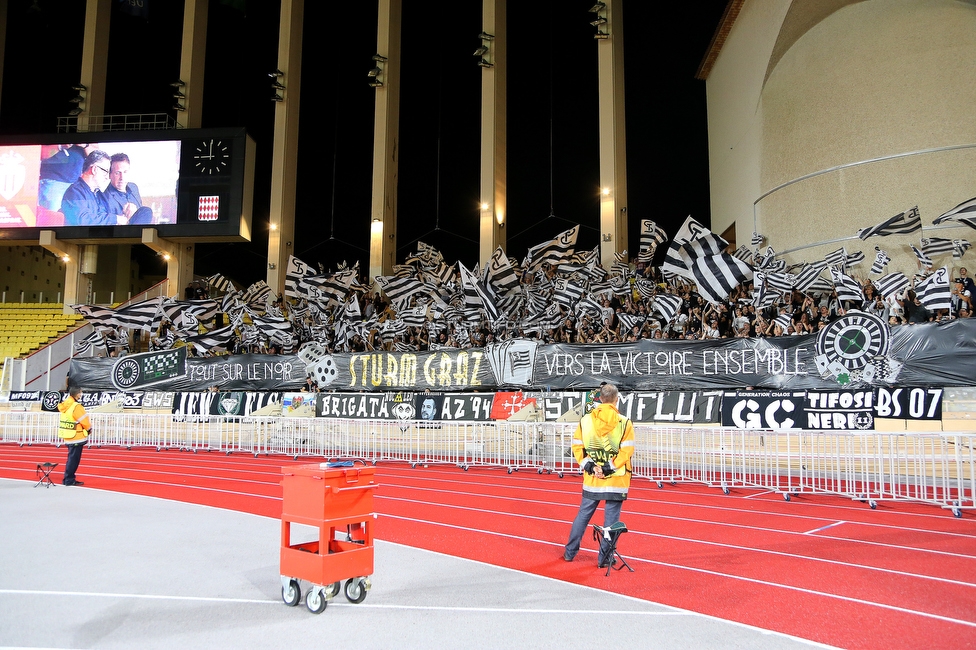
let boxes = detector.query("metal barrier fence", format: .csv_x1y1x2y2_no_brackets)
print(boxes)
2,412,972,516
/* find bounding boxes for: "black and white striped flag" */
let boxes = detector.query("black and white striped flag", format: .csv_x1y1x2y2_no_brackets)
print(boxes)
915,267,951,311
73,298,162,332
870,247,891,274
639,220,668,252
633,277,655,301
284,255,316,299
874,272,910,298
484,247,520,298
575,294,604,320
857,206,921,239
652,293,682,325
830,267,864,304
552,276,584,308
825,247,847,268
845,250,865,267
616,312,644,333
74,329,106,355
242,281,272,310
183,322,238,353
910,244,933,269
679,239,753,305
732,245,753,265
751,232,764,247
399,305,428,328
374,274,428,307
764,272,796,293
458,261,501,322
525,226,579,270
773,313,793,333
933,197,976,230
204,273,236,294
921,237,956,259
610,251,630,278
953,239,971,260
794,261,829,292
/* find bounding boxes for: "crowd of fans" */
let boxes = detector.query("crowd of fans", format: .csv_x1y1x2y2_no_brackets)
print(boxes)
149,263,975,358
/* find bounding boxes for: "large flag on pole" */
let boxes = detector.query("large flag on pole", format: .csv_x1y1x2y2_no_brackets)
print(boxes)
915,267,951,311
933,197,976,230
525,226,579,271
857,206,921,239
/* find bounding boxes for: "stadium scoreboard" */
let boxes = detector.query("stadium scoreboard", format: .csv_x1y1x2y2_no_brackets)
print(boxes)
0,127,254,242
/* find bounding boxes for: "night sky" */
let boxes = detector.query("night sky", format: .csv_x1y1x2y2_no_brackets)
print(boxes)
0,0,728,285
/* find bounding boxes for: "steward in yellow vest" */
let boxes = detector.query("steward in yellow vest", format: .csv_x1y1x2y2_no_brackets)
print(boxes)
57,386,91,486
564,383,635,566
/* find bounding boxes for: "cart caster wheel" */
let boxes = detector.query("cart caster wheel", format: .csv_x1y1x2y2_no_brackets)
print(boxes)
784,493,791,501
657,481,663,488
282,580,301,607
507,468,513,474
557,472,564,478
344,578,368,604
462,465,469,471
226,451,232,456
326,581,341,598
538,468,544,474
670,481,676,486
722,487,730,495
411,463,417,469
306,588,328,613
869,500,877,509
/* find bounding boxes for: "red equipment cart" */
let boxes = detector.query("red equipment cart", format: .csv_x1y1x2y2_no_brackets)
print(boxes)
279,462,377,613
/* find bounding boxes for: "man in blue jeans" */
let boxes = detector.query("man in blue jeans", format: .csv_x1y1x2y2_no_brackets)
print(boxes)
58,387,92,486
563,383,635,567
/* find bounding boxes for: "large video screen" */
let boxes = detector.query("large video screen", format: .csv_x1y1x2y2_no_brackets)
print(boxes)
0,128,253,242
0,141,180,228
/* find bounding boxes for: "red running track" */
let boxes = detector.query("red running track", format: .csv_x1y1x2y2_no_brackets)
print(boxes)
3,443,975,649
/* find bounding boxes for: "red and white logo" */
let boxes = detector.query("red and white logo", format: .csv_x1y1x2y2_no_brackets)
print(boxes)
197,195,219,221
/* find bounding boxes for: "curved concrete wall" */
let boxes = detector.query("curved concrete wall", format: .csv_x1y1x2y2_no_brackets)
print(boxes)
707,0,976,275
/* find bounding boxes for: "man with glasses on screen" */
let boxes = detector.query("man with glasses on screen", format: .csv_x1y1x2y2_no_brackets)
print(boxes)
105,153,155,225
60,150,119,226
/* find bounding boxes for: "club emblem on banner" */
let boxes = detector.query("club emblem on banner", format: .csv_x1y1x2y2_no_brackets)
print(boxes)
197,195,219,221
814,312,899,386
110,347,187,391
484,340,538,387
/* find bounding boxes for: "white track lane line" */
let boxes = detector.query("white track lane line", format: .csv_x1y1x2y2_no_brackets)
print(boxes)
0,589,693,616
381,513,976,630
378,494,976,587
377,485,976,557
804,521,847,535
373,468,976,531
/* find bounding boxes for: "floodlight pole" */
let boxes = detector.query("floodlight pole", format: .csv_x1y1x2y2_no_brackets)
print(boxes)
478,0,507,267
369,0,402,282
266,0,303,296
597,0,628,269
177,0,209,129
142,229,193,299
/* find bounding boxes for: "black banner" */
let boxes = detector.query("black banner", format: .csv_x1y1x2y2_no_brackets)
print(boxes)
804,390,874,430
66,319,976,392
874,387,943,420
171,392,281,416
721,391,806,430
619,391,723,423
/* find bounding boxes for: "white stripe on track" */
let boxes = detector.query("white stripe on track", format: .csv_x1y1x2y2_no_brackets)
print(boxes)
377,486,976,559
0,588,690,616
378,495,976,587
381,513,976,630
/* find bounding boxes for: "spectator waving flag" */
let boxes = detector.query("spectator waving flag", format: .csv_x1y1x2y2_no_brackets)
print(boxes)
830,267,865,304
874,272,910,298
921,237,956,259
857,206,921,239
825,247,848,269
910,244,933,269
953,239,971,260
284,255,316,299
525,226,579,271
484,247,520,297
639,220,668,255
616,312,644,332
751,232,764,247
915,267,952,311
679,239,754,304
794,260,828,292
870,247,891,274
845,250,865,267
652,293,682,325
933,196,976,230
458,261,501,321
204,273,236,294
